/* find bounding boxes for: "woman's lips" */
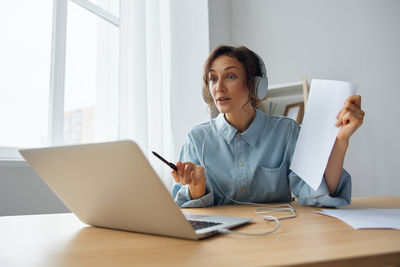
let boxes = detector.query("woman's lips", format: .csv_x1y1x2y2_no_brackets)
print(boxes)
217,97,231,105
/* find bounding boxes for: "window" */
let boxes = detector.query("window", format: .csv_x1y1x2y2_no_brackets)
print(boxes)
0,1,53,151
63,0,119,144
0,0,120,160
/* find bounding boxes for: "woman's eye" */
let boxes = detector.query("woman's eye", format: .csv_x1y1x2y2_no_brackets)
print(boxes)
227,74,236,79
209,77,217,82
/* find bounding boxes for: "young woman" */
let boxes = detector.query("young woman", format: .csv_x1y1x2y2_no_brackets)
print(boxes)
171,45,365,208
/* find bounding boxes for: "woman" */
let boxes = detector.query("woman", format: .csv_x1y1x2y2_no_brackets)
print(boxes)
171,45,365,208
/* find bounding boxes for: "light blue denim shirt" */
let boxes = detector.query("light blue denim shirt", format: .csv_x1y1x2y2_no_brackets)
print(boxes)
172,109,351,208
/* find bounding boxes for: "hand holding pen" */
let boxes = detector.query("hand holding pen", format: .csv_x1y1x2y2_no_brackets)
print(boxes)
152,151,206,199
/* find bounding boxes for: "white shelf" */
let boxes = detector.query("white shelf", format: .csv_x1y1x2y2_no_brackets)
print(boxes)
267,81,304,98
259,79,309,120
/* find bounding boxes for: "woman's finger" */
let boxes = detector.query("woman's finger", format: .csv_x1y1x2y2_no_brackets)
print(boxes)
341,111,351,126
338,106,364,125
190,171,197,185
337,111,363,141
176,161,183,178
345,95,362,108
183,164,192,184
344,101,365,117
336,102,364,127
336,108,347,126
171,170,180,183
341,111,363,128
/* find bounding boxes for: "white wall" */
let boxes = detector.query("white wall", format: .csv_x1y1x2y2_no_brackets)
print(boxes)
226,0,400,196
208,0,231,47
0,162,69,215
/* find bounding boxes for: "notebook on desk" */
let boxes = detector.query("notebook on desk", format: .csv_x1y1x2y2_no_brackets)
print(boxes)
19,140,251,240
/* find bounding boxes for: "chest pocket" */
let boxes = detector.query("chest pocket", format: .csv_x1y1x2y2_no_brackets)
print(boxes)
250,165,290,202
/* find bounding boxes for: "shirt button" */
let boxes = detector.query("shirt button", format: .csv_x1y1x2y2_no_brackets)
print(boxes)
239,162,244,166
237,135,242,139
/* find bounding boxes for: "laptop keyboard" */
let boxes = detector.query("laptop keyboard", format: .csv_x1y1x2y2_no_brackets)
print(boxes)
188,220,222,230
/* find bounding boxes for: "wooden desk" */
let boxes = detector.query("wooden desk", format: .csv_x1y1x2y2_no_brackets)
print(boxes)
1,197,399,266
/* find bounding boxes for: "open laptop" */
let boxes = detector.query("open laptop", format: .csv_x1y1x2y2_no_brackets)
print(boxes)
20,140,251,240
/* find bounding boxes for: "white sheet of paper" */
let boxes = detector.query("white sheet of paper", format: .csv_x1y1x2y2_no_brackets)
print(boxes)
317,209,400,230
289,79,358,190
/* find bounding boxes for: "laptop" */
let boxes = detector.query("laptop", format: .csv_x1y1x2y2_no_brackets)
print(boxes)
20,140,251,240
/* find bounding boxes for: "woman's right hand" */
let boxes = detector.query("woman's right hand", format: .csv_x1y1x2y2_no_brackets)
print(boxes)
171,161,206,199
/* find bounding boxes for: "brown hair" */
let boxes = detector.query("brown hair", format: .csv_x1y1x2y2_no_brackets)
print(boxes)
202,45,264,113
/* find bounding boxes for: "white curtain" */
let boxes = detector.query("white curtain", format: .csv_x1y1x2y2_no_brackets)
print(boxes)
119,0,174,190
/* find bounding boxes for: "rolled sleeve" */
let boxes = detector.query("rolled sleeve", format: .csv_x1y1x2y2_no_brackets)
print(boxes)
172,182,214,208
289,169,352,207
171,132,213,207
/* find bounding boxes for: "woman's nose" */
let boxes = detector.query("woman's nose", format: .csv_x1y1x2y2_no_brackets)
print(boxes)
215,80,226,92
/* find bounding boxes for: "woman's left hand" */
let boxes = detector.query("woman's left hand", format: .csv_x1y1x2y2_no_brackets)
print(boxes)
335,95,365,143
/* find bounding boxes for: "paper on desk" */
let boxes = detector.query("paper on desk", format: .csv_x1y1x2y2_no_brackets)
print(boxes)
317,209,400,230
289,79,358,190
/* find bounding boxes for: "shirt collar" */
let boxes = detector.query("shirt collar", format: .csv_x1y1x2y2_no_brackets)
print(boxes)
215,109,265,147
215,112,237,144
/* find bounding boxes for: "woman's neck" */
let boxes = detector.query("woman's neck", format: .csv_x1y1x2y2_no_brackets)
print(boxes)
225,105,256,132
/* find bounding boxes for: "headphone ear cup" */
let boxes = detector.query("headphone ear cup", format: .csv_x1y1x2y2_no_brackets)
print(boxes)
254,76,268,100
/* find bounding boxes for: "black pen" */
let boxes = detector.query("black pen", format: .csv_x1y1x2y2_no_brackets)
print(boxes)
152,151,178,171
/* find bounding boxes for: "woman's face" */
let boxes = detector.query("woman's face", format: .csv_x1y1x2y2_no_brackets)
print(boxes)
208,55,250,114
